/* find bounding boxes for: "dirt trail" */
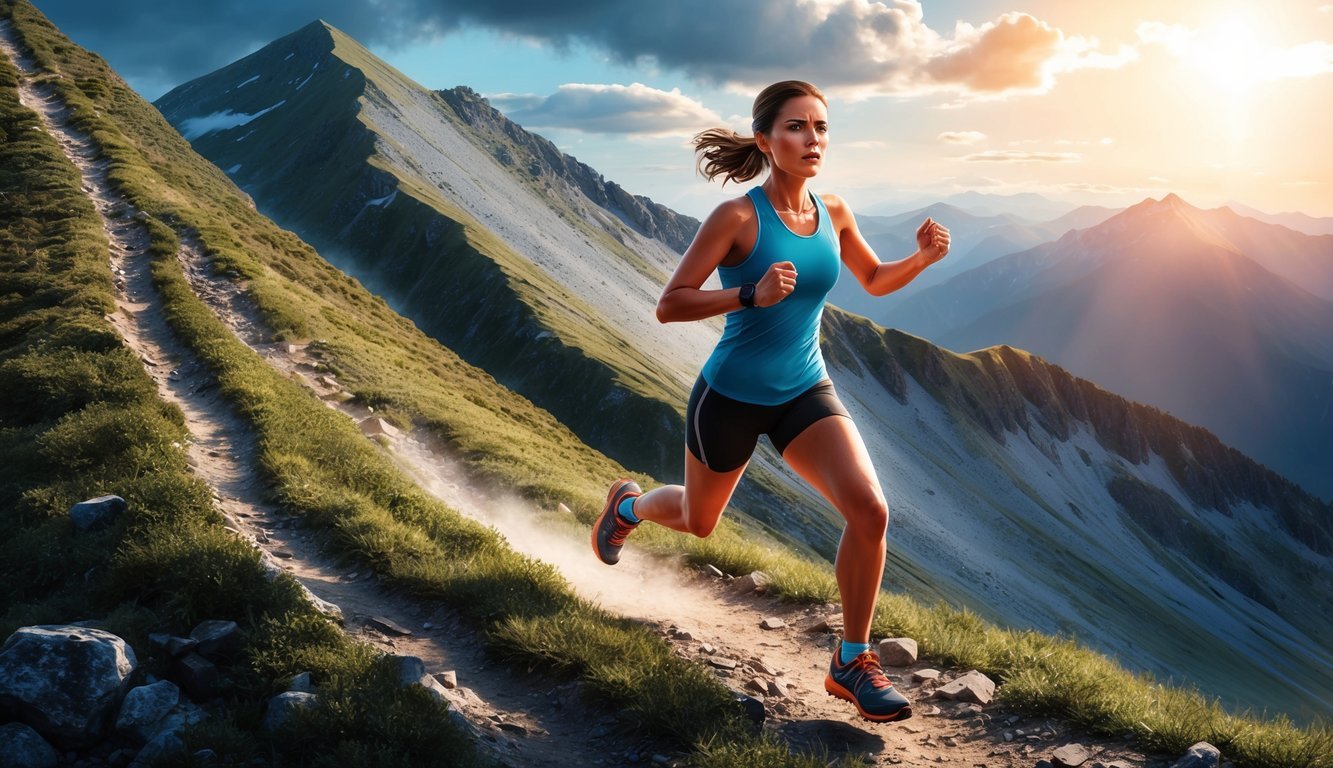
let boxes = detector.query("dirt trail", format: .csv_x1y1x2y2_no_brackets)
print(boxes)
2,21,1153,767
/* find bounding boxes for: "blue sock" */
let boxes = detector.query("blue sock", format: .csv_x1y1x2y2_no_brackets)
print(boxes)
616,496,640,524
839,641,872,665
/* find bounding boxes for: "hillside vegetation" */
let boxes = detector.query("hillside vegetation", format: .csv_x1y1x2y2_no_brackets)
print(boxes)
1,2,1328,766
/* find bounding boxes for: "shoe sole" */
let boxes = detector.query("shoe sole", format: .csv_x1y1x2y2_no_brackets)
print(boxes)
591,478,638,565
824,676,913,723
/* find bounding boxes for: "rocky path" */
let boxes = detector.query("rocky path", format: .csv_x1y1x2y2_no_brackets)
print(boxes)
2,20,1154,767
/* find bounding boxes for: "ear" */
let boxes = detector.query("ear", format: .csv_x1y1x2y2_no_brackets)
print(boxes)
753,130,772,157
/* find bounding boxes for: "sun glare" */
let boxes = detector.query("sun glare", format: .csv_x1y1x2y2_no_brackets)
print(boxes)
1188,15,1271,92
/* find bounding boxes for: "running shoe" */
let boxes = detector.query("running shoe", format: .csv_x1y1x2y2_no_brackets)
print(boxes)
825,641,913,722
591,478,642,565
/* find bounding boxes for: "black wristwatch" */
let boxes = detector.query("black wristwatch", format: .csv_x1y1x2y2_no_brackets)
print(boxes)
738,282,757,308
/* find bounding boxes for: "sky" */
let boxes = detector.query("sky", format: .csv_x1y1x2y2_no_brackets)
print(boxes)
31,0,1333,220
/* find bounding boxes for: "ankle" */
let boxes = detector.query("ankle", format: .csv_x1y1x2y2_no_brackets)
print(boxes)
839,641,872,665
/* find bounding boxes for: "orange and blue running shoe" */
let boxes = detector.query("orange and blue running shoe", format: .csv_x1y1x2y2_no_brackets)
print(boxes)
825,641,913,722
591,479,642,565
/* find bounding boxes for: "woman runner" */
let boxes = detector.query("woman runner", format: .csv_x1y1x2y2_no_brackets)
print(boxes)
592,80,950,723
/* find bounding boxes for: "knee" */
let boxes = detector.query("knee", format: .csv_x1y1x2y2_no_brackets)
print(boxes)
683,499,723,539
842,491,889,538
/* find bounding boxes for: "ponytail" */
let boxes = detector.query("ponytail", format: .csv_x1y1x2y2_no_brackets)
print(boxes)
692,128,767,185
691,80,826,186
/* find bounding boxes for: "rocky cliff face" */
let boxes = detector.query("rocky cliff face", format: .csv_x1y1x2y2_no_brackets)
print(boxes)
436,86,699,254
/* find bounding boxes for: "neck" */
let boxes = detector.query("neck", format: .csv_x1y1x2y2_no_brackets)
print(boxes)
763,172,812,214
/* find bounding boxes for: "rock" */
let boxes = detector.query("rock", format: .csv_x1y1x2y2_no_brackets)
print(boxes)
557,503,573,516
749,658,779,676
766,679,791,699
669,628,694,642
1053,743,1091,767
1170,742,1221,768
703,564,724,578
127,726,185,768
188,620,239,659
358,416,400,439
934,670,996,705
147,634,197,658
707,657,738,671
115,680,180,743
912,668,942,682
733,694,765,725
877,638,918,666
386,656,429,688
262,691,317,732
287,672,314,693
0,625,137,748
759,617,786,630
68,495,127,532
433,671,457,689
700,643,716,655
300,588,343,623
1093,762,1136,768
745,677,768,694
171,653,219,701
366,616,412,636
803,613,843,633
0,722,59,768
731,571,771,594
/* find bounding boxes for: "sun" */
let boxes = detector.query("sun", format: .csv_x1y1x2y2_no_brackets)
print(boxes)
1184,13,1275,93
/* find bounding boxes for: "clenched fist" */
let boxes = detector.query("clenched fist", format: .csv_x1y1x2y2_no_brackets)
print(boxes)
756,260,797,307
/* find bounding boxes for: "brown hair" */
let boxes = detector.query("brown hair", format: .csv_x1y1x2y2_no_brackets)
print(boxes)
692,80,827,185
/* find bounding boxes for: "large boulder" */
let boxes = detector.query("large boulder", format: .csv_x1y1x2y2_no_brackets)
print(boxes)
0,625,137,748
262,691,317,733
1170,742,1222,768
0,722,59,768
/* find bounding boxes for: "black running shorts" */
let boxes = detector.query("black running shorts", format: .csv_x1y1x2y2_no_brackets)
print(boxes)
685,376,851,472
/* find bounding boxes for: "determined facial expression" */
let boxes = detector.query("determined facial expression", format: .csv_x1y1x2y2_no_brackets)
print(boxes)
756,94,829,179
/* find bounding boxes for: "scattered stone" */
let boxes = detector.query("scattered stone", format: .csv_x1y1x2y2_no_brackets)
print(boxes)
433,671,457,689
0,625,137,748
146,634,197,658
731,571,771,594
287,672,314,693
1035,762,1053,768
0,722,59,768
912,668,942,682
114,680,179,743
759,617,786,630
750,658,779,676
669,627,694,642
1053,743,1091,767
707,657,738,671
877,638,918,666
1170,742,1221,768
300,587,342,623
941,736,957,747
700,643,716,655
935,670,996,705
803,613,843,633
366,616,412,637
745,677,768,694
733,694,765,725
262,691,317,733
68,495,127,532
557,503,573,516
386,656,429,688
188,620,239,659
1003,731,1014,742
766,679,791,699
358,416,400,439
127,727,184,768
496,721,527,734
1093,762,1136,768
704,564,724,578
171,653,219,701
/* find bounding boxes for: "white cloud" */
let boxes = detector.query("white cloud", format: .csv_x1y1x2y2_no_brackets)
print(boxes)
962,150,1081,163
938,130,986,144
500,83,722,137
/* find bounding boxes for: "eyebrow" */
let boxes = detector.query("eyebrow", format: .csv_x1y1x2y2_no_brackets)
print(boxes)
784,118,829,127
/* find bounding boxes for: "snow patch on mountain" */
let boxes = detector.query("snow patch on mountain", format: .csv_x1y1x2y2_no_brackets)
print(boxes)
180,100,286,140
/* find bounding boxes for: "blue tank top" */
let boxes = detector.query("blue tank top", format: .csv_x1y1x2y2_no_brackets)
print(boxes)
700,186,841,405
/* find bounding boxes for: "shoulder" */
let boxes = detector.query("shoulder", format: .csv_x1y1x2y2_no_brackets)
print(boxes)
819,193,856,230
700,193,758,232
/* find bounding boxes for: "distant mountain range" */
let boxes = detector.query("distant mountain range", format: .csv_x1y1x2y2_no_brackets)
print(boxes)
154,20,1333,719
878,194,1333,501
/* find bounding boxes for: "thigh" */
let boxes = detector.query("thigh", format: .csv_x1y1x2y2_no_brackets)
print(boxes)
686,377,765,473
681,444,748,538
780,414,885,514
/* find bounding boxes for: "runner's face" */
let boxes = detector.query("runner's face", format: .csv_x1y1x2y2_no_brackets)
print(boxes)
759,95,828,178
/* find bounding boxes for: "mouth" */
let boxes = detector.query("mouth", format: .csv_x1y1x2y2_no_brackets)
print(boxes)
803,153,821,161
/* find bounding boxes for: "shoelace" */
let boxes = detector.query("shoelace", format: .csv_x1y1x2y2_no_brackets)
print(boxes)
848,651,892,691
608,515,637,546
